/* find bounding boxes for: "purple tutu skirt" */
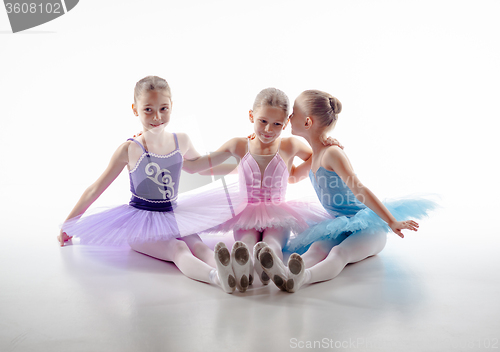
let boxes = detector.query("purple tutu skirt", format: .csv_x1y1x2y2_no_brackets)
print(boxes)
61,180,246,246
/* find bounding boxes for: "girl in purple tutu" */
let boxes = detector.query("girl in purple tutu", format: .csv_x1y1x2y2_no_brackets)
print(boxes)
185,88,339,292
256,90,437,292
58,76,243,293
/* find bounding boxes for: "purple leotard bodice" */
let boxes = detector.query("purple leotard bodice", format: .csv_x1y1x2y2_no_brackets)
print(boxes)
239,140,288,204
127,134,182,211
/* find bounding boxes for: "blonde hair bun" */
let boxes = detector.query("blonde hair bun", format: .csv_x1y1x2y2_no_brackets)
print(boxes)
301,90,342,127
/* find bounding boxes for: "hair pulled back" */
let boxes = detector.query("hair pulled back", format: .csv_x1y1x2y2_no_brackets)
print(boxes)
252,88,290,117
134,76,171,103
301,90,342,128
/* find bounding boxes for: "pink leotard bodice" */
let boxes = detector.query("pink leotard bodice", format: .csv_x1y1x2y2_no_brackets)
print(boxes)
239,140,288,204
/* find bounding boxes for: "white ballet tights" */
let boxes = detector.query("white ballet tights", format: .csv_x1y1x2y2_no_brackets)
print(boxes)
301,238,343,268
234,228,260,256
262,227,290,260
180,234,217,267
129,238,215,284
234,227,290,259
303,229,387,286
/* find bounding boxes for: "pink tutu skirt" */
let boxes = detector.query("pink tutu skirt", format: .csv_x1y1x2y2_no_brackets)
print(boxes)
205,195,330,234
61,179,245,246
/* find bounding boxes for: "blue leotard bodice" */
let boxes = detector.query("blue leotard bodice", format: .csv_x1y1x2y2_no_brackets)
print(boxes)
127,134,182,211
309,167,366,218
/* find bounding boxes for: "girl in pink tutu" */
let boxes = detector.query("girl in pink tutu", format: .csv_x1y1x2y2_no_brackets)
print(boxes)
186,88,338,292
58,76,242,293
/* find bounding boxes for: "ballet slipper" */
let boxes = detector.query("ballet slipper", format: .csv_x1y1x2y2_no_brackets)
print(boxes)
253,242,270,285
286,253,306,293
259,246,288,291
214,242,236,294
231,241,252,293
249,267,254,286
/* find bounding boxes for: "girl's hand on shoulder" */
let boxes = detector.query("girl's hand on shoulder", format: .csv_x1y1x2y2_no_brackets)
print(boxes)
320,135,344,149
57,230,72,247
133,131,143,138
389,220,419,238
247,133,256,140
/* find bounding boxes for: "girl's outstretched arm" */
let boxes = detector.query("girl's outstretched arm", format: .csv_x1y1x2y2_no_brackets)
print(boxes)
180,134,242,174
323,146,418,238
58,142,130,246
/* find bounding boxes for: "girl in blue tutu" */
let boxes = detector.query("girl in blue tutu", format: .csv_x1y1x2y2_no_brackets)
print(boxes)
257,90,437,293
58,76,243,293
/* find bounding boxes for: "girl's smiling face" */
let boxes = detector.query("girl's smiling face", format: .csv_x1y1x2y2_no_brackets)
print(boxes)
132,90,172,133
250,106,289,144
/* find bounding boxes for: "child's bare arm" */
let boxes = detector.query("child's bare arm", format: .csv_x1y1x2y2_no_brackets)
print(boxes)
58,142,129,246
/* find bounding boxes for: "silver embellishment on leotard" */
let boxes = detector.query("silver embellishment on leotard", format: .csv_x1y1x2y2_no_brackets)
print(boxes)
129,150,181,174
131,193,178,203
145,162,175,199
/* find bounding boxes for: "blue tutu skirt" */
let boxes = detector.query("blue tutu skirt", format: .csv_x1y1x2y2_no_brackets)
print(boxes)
285,196,438,254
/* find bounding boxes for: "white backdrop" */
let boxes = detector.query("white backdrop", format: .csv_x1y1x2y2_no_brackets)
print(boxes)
1,0,499,241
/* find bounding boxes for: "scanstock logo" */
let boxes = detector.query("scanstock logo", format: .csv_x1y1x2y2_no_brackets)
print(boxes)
4,0,79,33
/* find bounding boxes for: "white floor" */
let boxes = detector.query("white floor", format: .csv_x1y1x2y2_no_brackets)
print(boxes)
2,213,499,352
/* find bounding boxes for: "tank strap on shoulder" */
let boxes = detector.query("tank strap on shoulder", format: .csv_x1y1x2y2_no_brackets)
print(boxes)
173,133,179,150
127,138,147,153
276,138,282,156
246,136,251,154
